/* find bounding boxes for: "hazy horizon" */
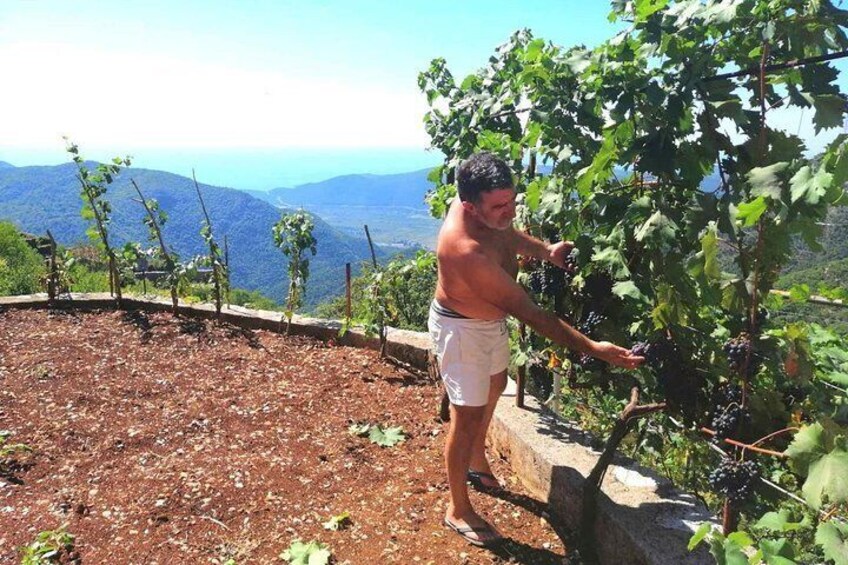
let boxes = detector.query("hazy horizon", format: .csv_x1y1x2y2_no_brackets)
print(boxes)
0,146,442,191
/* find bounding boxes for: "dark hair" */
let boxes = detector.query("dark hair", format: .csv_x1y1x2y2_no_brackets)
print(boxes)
456,152,513,203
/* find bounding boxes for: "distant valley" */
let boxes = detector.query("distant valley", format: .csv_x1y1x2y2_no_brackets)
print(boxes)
247,169,442,249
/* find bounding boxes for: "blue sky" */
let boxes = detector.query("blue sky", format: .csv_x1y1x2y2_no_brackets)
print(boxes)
0,2,844,189
0,1,617,186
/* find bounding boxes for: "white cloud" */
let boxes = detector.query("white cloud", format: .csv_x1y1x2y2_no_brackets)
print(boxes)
0,42,432,150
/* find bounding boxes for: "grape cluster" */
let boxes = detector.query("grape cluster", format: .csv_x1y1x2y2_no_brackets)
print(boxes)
630,337,704,418
570,311,607,371
528,262,566,298
723,334,752,373
709,384,750,443
574,353,605,372
577,311,606,337
630,341,651,359
526,250,580,299
630,336,680,370
562,252,578,277
708,458,759,503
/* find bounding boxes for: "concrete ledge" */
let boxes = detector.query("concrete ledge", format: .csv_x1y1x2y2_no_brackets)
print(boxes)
489,393,714,564
1,293,715,563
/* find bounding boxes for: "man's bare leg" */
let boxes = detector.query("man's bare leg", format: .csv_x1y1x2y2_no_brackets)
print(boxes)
468,370,508,488
445,403,502,544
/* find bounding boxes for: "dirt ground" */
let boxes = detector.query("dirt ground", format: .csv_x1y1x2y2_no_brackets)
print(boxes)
0,307,569,564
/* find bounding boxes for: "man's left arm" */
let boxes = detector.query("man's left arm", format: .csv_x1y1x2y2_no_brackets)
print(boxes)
510,228,573,269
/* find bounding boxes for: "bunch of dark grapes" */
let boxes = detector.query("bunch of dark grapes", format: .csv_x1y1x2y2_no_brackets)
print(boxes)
723,334,752,373
528,262,566,298
562,252,578,279
574,353,605,372
570,311,607,371
577,311,606,337
709,384,750,443
631,336,680,370
630,341,651,360
631,337,703,418
708,458,759,503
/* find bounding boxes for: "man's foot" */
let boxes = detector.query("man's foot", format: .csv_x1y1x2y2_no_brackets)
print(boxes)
444,514,503,547
467,469,503,492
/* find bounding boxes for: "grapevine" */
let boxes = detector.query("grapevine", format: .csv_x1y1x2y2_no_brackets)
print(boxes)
419,0,848,560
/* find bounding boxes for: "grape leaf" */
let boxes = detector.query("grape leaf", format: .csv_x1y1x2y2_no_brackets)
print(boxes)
754,510,807,533
525,177,543,212
789,165,832,206
747,162,789,200
708,534,749,565
369,425,406,447
688,522,711,551
698,223,721,281
813,94,846,134
758,538,797,564
611,281,647,303
785,423,828,476
802,441,848,509
815,521,848,565
634,211,678,249
735,196,768,227
280,540,331,565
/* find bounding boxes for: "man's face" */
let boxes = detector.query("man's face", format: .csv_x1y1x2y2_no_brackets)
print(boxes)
463,187,517,231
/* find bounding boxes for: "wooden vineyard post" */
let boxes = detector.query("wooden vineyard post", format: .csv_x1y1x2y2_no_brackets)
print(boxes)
224,235,230,308
345,262,352,321
46,230,58,302
516,323,526,408
363,224,386,357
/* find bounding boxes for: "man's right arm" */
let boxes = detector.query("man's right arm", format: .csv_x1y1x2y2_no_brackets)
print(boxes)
464,252,643,369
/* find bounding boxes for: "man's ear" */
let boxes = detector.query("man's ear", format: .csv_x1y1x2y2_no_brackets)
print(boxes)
461,200,476,214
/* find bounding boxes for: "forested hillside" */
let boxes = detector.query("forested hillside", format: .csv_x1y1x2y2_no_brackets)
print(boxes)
258,169,433,208
0,162,390,305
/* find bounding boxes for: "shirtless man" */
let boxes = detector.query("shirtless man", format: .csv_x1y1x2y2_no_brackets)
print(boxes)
429,152,644,547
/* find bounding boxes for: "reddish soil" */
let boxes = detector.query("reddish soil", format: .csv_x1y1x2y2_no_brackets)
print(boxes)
0,308,568,564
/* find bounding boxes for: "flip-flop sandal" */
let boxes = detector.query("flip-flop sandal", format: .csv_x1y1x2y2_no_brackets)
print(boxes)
443,518,503,547
467,470,503,493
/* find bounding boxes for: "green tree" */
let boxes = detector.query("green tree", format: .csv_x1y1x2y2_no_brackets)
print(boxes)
0,222,45,296
273,210,317,333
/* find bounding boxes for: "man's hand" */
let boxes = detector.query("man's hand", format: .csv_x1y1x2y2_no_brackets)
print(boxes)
591,341,644,370
547,240,575,269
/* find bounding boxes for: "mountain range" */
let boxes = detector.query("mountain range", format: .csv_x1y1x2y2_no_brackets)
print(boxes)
247,169,442,248
0,162,400,306
254,169,433,208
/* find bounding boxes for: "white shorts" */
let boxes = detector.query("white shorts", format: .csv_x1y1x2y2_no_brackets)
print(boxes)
428,300,510,407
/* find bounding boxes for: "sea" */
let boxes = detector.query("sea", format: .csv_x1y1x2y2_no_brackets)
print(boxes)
0,146,442,192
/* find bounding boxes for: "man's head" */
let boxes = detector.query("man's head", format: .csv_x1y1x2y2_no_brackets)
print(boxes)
456,152,516,231
456,152,514,204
